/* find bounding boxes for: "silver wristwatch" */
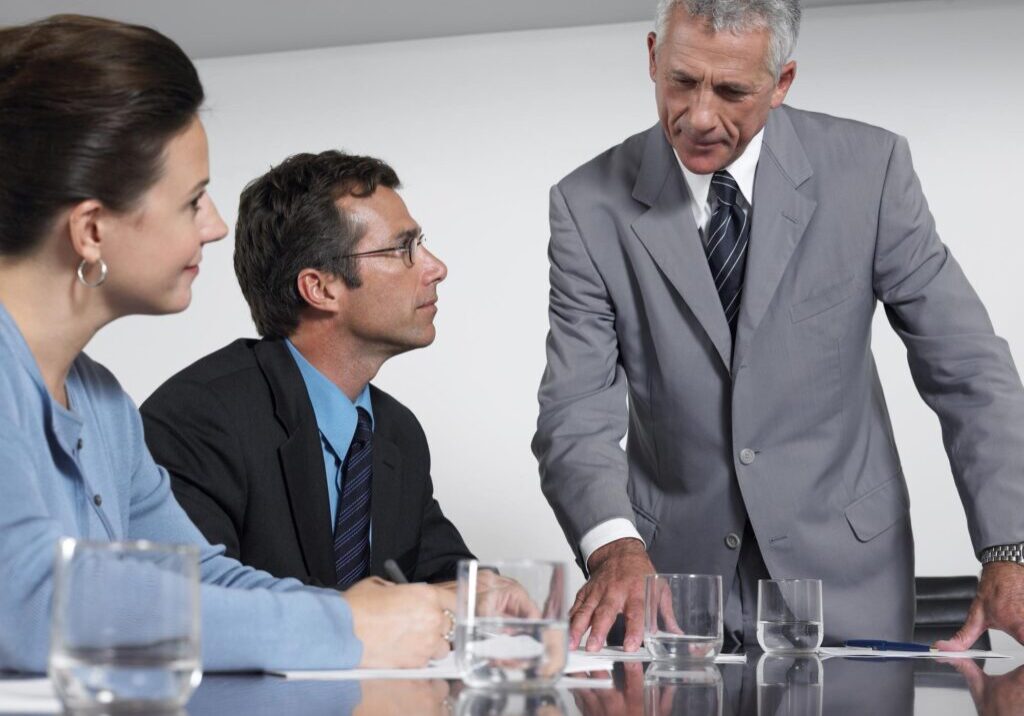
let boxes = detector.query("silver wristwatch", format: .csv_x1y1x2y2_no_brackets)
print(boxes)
980,543,1024,565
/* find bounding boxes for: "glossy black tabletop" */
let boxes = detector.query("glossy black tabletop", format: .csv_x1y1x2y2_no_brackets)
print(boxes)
181,653,1024,716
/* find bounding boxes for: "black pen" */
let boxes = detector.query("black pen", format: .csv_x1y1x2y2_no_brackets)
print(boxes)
383,558,409,584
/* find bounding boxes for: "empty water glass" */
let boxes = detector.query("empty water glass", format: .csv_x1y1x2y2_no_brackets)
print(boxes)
455,559,568,689
757,579,824,653
644,574,723,662
49,539,202,711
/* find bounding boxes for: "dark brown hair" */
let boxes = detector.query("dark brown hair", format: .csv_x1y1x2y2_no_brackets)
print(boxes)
234,151,400,339
0,14,204,256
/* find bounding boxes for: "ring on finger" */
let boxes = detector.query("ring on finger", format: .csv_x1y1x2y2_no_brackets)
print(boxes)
442,608,456,641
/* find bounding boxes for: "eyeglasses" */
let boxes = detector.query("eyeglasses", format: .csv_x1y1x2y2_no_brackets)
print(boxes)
341,233,426,269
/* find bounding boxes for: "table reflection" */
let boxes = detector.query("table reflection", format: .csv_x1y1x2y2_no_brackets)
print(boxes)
174,654,1024,716
185,675,450,716
645,662,724,716
757,654,822,716
567,654,917,716
949,660,1024,716
455,687,567,715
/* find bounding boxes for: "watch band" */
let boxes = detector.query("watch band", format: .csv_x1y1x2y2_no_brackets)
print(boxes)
980,543,1024,565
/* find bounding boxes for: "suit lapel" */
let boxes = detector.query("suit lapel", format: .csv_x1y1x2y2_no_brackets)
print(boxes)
734,108,817,370
254,340,337,586
368,433,402,578
631,126,733,373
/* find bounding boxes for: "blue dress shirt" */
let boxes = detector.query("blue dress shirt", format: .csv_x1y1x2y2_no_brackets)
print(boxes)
284,340,374,533
0,303,362,673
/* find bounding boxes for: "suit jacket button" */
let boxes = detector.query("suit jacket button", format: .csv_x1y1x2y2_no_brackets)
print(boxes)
739,448,756,465
725,532,741,550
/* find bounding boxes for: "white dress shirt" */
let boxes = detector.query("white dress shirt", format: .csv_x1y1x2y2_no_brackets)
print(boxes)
578,129,765,570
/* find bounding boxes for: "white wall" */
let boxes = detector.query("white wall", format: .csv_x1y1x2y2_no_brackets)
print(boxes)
89,0,1024,602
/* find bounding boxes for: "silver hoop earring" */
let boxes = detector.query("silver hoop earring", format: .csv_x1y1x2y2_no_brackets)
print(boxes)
76,258,108,288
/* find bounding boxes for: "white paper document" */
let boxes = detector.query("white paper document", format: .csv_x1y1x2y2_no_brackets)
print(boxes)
584,646,746,664
0,678,61,714
272,650,617,681
819,646,1009,660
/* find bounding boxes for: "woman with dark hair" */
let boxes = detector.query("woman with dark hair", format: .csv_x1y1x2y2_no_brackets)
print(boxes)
0,15,453,673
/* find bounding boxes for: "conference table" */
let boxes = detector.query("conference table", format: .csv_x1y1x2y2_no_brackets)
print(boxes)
176,651,1022,715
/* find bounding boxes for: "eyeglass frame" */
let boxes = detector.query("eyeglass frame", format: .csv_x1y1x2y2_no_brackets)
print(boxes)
340,231,426,269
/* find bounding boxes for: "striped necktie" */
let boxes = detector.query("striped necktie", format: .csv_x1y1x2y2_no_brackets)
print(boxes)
705,170,750,337
334,407,373,589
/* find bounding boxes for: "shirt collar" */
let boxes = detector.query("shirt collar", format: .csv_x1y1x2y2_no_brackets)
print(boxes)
675,127,765,209
285,339,373,459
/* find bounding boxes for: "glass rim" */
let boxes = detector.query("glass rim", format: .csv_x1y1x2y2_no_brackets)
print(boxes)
456,558,567,570
646,572,722,582
757,578,822,585
58,537,200,557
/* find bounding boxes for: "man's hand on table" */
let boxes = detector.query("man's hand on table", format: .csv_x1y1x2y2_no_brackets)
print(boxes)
935,562,1024,651
570,538,654,652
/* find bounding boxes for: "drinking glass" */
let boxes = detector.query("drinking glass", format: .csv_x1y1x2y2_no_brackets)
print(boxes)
756,579,824,653
757,653,824,716
49,539,202,711
644,574,723,662
455,560,568,689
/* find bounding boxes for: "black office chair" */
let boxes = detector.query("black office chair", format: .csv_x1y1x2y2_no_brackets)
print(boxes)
914,575,990,650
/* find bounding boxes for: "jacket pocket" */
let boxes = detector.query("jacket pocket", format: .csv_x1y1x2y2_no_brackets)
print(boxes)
844,477,910,542
790,274,856,323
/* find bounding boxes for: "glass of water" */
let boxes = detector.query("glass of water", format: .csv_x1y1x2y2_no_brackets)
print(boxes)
757,579,823,653
644,574,723,662
455,559,568,689
49,539,202,711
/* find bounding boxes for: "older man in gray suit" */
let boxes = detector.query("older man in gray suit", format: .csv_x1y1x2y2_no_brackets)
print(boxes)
533,0,1024,651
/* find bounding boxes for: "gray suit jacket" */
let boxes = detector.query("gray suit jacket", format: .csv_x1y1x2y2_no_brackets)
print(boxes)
532,105,1024,641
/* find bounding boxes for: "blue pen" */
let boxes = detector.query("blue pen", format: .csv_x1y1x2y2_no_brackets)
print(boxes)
845,639,934,652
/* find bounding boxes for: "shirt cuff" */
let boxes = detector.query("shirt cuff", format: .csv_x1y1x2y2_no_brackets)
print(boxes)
579,519,646,571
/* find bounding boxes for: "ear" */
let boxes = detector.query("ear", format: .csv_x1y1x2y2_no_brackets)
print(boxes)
647,32,659,82
770,60,797,109
66,199,105,263
296,268,342,313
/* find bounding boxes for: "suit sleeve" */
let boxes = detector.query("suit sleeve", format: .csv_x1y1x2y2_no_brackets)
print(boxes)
405,418,475,583
141,379,247,560
411,496,474,583
531,184,636,566
873,135,1024,555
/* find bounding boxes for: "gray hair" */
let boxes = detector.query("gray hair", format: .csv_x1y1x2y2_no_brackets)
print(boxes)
654,0,801,78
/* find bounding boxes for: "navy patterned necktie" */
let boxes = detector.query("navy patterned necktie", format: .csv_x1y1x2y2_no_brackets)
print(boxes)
705,170,750,337
334,407,373,589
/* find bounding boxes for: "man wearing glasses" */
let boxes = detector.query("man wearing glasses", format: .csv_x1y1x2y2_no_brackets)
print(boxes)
141,151,474,590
